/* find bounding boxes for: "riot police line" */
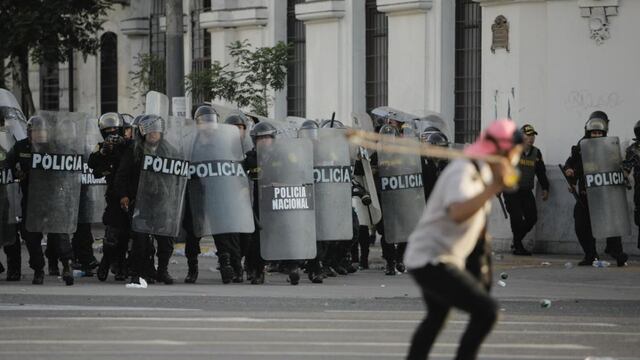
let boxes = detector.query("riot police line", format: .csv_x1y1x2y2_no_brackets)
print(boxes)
0,88,636,288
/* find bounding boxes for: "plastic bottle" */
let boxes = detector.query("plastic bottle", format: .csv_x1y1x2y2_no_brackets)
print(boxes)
592,260,610,268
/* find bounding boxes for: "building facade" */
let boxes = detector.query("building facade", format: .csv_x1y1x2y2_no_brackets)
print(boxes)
5,0,640,254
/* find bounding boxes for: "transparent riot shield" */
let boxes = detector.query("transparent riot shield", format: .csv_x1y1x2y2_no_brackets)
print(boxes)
77,119,107,224
188,123,254,237
378,135,425,243
132,116,193,237
26,111,86,233
580,137,631,238
258,138,316,260
0,128,18,246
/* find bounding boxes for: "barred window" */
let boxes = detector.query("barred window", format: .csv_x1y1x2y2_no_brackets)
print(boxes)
191,0,212,105
365,0,388,113
150,0,167,93
40,61,59,111
454,0,482,144
287,0,306,118
100,32,118,113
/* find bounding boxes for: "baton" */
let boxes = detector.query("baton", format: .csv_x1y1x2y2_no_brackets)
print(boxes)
330,112,336,128
496,193,508,219
557,164,584,207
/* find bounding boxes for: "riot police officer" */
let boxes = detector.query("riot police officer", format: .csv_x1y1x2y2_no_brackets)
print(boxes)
420,127,450,201
623,120,640,250
243,122,280,284
7,116,76,285
503,124,549,256
115,114,179,285
88,112,131,281
563,113,629,266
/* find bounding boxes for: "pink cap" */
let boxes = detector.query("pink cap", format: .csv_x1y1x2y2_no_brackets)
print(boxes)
464,119,519,157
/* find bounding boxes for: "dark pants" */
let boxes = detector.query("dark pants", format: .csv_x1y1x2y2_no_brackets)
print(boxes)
72,223,96,266
30,231,72,269
214,233,243,270
351,225,371,264
504,189,537,249
131,233,174,277
381,237,406,264
102,226,130,269
407,263,498,360
573,198,624,259
4,229,23,272
246,230,264,274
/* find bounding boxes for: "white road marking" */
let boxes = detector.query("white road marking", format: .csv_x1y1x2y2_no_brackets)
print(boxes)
0,304,199,312
20,316,618,327
0,339,592,349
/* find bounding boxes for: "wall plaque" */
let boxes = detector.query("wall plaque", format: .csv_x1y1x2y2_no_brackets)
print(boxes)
491,15,509,53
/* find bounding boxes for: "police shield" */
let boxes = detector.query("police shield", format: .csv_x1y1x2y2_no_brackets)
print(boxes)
145,91,170,121
309,128,352,241
132,116,193,237
0,88,28,140
350,112,382,226
26,111,86,233
378,134,425,243
0,128,18,246
78,119,107,224
580,137,631,238
258,138,316,260
188,123,254,237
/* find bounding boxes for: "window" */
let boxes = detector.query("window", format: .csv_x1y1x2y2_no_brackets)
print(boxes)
454,0,482,144
365,0,388,113
191,0,212,105
40,61,59,111
150,0,167,93
100,32,118,113
287,0,306,118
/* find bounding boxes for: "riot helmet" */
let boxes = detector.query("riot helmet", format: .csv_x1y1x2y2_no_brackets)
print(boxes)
584,117,608,138
589,110,609,123
320,119,345,129
425,132,449,147
138,114,165,145
250,121,277,146
298,119,319,138
634,120,640,140
27,116,48,144
98,112,125,139
379,124,398,136
193,105,219,125
224,113,248,128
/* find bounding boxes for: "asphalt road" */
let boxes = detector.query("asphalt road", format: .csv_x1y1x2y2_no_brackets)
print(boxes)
1,244,639,360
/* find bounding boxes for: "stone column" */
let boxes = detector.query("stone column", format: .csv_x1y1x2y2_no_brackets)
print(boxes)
378,0,454,130
296,0,365,125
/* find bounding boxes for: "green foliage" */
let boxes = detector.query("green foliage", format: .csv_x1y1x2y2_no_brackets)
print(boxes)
129,53,166,110
185,40,291,117
0,0,112,64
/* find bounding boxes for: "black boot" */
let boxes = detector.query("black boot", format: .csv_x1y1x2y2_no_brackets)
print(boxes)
156,269,174,285
114,260,127,281
97,256,110,282
219,253,234,284
513,242,532,256
32,270,44,285
0,261,4,274
385,260,396,276
232,259,243,283
61,260,74,286
288,266,300,286
6,268,20,281
360,249,369,270
251,269,265,285
184,259,198,284
578,254,598,266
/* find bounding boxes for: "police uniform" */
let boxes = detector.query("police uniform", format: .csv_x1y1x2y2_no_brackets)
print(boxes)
503,124,549,255
564,135,628,266
622,124,640,250
243,148,266,284
6,138,75,284
115,140,176,284
88,138,132,281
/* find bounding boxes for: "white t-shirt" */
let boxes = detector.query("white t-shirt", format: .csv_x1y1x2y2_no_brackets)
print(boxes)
404,159,493,270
